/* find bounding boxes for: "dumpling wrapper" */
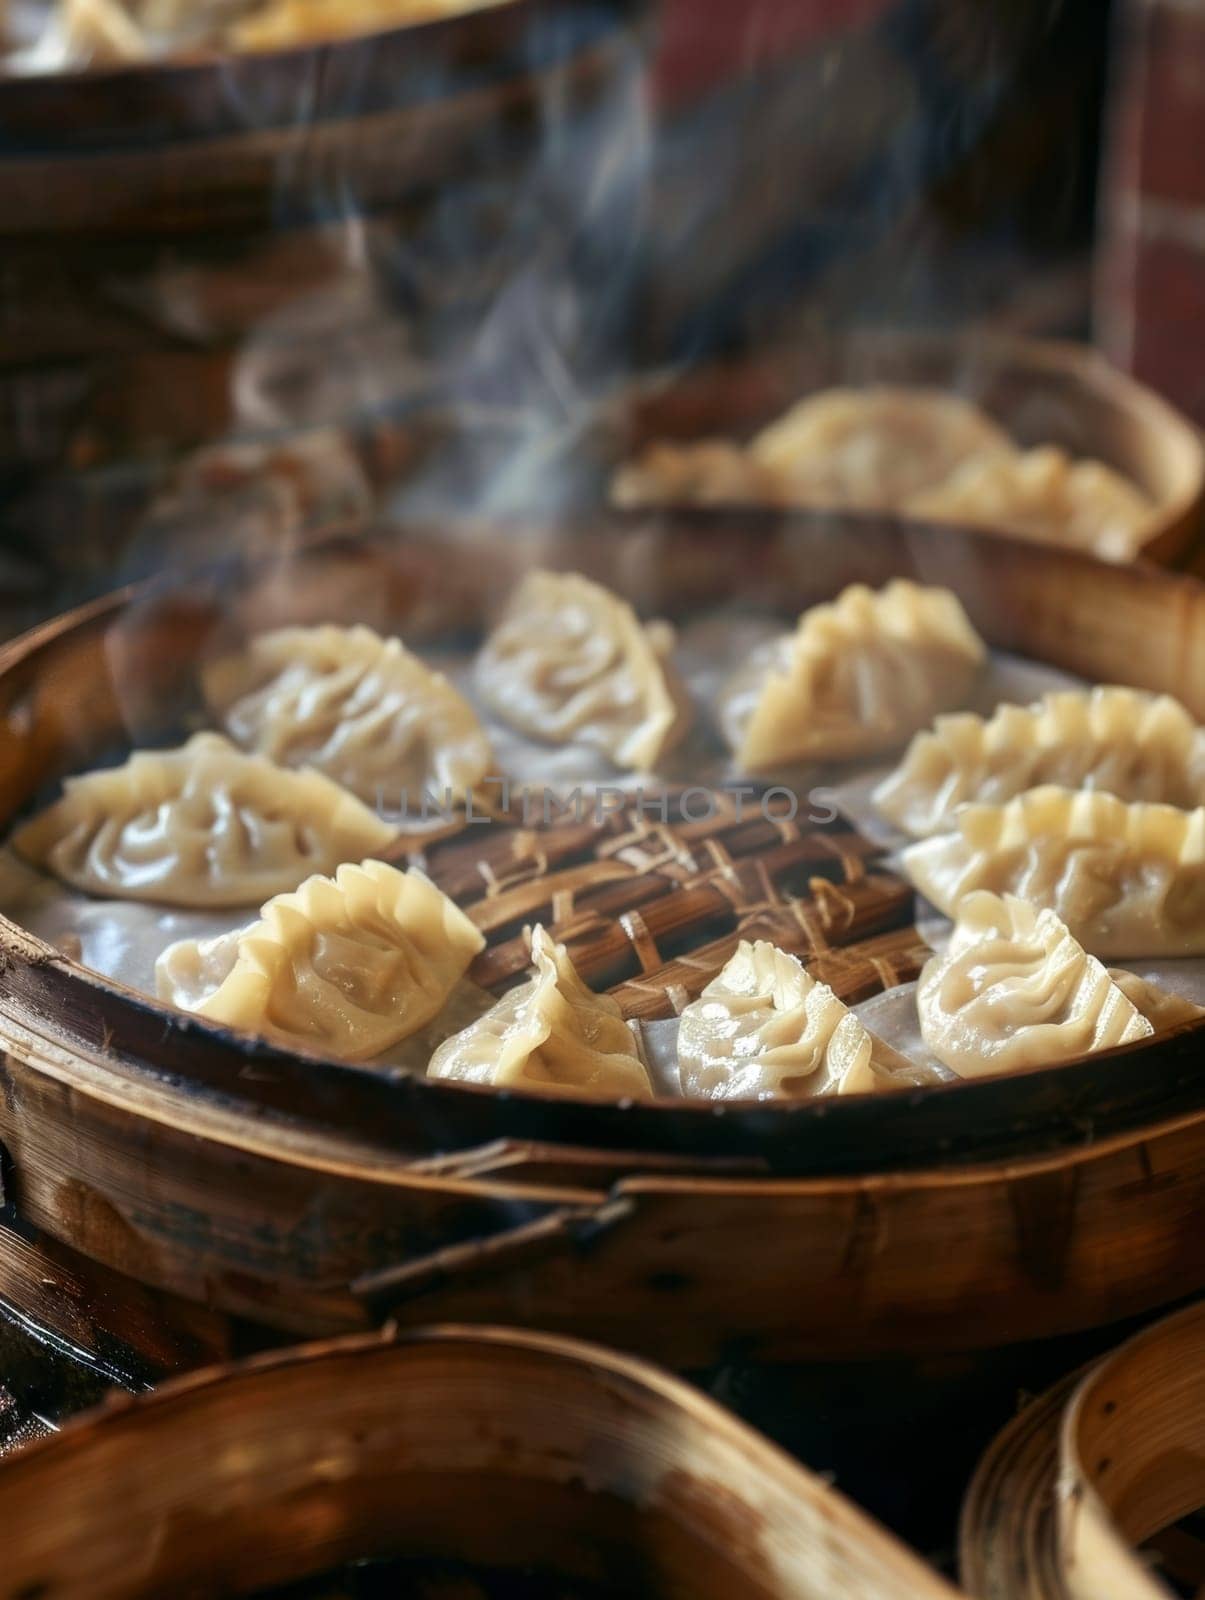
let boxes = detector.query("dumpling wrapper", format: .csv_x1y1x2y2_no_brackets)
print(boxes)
474,570,690,772
720,579,986,769
611,439,779,510
748,386,1012,509
12,732,397,909
155,858,484,1062
1107,969,1205,1033
428,924,653,1100
875,686,1205,838
907,445,1154,563
917,891,1153,1079
902,786,1205,958
203,622,492,810
676,939,921,1100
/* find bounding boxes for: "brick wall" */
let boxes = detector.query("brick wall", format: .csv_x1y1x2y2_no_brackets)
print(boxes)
1098,0,1205,421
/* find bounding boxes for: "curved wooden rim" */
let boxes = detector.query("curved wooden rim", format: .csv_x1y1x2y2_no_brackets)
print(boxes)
0,1321,965,1600
1058,1301,1205,1600
960,1302,1205,1600
0,514,1204,1173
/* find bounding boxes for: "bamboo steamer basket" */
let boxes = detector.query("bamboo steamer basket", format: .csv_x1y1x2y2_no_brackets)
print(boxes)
0,514,1204,1356
960,1299,1205,1600
0,1322,966,1600
606,331,1205,568
0,0,646,487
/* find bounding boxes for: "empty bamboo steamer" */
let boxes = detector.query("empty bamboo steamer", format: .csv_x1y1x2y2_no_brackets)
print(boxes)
0,517,1203,1357
0,1323,967,1600
960,1299,1205,1599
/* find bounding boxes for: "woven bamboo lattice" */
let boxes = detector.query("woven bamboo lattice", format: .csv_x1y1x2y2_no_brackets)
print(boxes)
399,787,930,1022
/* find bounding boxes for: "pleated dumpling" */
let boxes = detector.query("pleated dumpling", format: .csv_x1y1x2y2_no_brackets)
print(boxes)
203,623,492,809
902,787,1205,958
474,570,689,771
1107,969,1205,1033
676,939,919,1100
427,925,653,1099
748,387,1011,509
155,859,484,1062
906,445,1154,562
875,687,1205,838
917,892,1153,1078
719,579,986,769
12,733,397,908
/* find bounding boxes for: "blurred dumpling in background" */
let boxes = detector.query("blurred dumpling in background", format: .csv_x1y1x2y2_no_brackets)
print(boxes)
428,924,653,1099
11,732,396,907
719,578,986,769
907,445,1154,562
475,570,690,771
747,386,1012,509
676,938,928,1100
611,438,778,510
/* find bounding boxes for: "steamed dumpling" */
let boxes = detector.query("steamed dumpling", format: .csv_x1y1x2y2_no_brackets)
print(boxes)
428,925,652,1099
676,939,922,1100
907,445,1154,563
474,570,689,771
203,623,492,810
12,732,397,908
1107,969,1205,1032
720,579,986,768
875,687,1205,838
748,387,1012,508
155,858,484,1061
611,440,779,509
902,787,1205,958
917,891,1153,1078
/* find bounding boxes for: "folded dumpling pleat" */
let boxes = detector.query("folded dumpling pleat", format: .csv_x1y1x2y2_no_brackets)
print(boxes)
428,925,653,1099
875,686,1205,838
12,732,397,908
156,859,484,1062
474,570,689,771
917,891,1153,1078
676,939,919,1100
204,623,492,810
902,786,1205,958
719,579,985,769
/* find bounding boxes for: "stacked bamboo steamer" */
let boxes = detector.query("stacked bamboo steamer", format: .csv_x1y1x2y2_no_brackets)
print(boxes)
962,1299,1205,1599
0,517,1203,1363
